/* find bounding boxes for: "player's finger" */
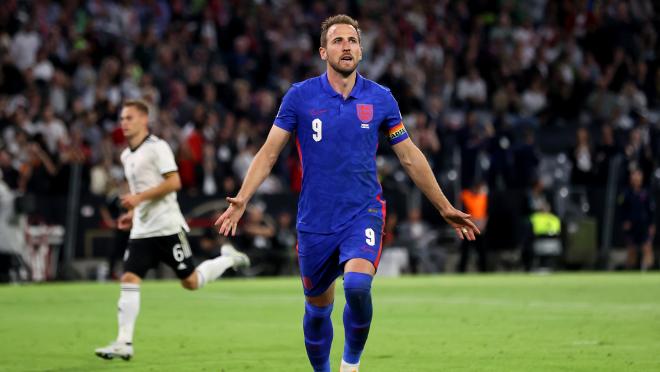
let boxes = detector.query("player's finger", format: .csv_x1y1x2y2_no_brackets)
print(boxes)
216,216,226,233
226,196,238,205
221,218,233,236
463,219,480,235
218,218,228,235
215,207,233,226
231,223,237,236
455,227,464,240
466,228,476,241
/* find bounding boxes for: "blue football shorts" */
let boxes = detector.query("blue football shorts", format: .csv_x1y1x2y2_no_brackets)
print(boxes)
297,213,384,297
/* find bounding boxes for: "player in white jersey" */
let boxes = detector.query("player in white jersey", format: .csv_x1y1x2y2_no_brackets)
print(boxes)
95,100,250,361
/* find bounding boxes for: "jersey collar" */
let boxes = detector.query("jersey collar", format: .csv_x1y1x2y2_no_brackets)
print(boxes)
321,72,365,100
129,133,151,152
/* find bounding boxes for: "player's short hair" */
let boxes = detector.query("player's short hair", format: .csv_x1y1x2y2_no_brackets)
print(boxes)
122,99,150,116
320,14,360,48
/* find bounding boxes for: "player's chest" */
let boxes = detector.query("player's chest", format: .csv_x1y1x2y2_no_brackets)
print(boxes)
123,150,158,178
298,99,382,143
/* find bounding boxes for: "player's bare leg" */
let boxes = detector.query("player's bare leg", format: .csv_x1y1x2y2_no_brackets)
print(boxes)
340,258,376,372
306,282,336,307
95,272,141,360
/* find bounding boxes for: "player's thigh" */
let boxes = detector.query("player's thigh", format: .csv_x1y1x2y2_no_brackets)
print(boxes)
339,215,384,272
123,238,159,279
297,231,342,299
156,231,196,280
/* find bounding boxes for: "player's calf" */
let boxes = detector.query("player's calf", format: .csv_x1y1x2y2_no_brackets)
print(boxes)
342,272,373,367
303,302,334,372
191,244,250,289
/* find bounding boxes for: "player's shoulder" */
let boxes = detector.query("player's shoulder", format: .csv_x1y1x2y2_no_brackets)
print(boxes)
145,135,173,152
289,75,324,94
144,134,164,145
360,76,394,98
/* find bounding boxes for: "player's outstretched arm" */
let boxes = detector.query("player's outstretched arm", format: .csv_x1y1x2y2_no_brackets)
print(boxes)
392,138,480,240
120,172,181,209
215,125,291,236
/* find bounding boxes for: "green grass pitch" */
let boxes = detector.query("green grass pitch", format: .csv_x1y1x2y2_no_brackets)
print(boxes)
1,274,659,371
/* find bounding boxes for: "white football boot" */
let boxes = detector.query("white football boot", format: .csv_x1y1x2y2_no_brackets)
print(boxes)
221,243,251,269
340,360,360,372
94,341,133,360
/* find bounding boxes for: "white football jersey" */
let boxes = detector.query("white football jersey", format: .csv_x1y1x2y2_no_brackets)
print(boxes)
120,134,190,239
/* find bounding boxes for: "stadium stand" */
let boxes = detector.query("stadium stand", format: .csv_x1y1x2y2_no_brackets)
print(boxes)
0,0,658,281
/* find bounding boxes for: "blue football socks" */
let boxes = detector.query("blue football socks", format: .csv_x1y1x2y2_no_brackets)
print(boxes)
342,272,374,364
303,302,334,372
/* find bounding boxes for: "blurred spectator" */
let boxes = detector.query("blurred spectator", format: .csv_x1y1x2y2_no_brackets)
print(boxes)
271,211,297,275
397,208,438,273
36,105,68,155
0,0,657,274
456,66,487,108
520,76,547,121
511,129,540,189
98,180,130,280
570,127,595,187
521,179,555,271
594,125,621,184
457,181,488,273
10,23,39,71
239,202,277,275
620,169,655,270
623,127,654,185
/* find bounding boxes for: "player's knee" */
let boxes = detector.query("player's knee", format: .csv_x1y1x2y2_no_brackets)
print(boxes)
181,277,198,291
304,302,333,325
120,272,142,284
344,272,373,293
343,272,373,316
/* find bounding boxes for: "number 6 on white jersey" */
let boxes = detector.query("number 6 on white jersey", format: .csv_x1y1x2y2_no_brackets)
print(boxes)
312,118,322,142
365,228,376,246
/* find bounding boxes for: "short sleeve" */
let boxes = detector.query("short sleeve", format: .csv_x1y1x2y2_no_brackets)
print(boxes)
273,86,299,132
155,141,178,174
382,92,409,145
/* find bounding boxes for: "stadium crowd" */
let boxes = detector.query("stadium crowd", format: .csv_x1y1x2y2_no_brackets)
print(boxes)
0,0,658,274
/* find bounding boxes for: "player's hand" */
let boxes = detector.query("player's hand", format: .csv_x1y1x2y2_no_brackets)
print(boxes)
120,193,143,209
440,207,481,241
117,212,133,231
214,196,247,236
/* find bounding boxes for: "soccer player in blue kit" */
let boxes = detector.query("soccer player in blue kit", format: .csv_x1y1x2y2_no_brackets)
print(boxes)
215,15,480,372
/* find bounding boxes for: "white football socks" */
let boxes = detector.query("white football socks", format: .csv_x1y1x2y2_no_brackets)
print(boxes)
117,283,140,344
195,256,234,288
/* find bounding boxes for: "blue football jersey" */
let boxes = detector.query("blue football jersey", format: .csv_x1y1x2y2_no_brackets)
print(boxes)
274,73,409,233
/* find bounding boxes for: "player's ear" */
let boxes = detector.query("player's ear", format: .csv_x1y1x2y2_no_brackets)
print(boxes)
319,47,327,61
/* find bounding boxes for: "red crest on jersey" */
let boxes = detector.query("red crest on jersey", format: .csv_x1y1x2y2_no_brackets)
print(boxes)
357,104,373,123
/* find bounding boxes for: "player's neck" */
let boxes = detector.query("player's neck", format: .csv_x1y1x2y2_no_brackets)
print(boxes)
128,131,150,151
326,68,357,99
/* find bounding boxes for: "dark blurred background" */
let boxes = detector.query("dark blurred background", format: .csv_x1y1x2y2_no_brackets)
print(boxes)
0,0,658,282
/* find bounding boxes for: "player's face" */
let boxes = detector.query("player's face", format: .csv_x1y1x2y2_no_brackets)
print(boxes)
120,106,148,139
320,23,362,77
